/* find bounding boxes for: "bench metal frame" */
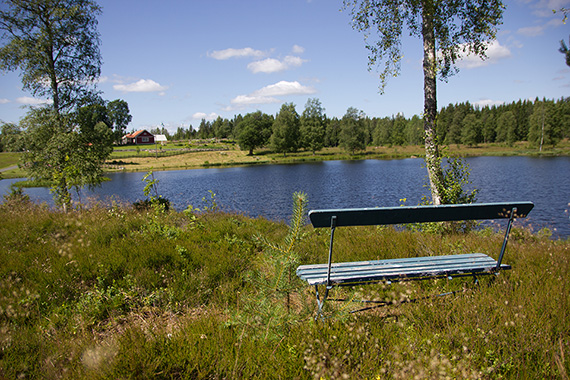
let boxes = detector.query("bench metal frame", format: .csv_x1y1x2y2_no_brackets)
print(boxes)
296,202,534,316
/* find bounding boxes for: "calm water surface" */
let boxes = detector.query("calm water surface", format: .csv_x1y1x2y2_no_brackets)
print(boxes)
2,156,569,238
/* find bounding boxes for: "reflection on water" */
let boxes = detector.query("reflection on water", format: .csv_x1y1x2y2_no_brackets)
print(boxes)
1,156,569,238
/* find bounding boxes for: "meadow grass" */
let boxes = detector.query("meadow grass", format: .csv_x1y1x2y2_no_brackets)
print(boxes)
0,196,568,379
2,139,569,179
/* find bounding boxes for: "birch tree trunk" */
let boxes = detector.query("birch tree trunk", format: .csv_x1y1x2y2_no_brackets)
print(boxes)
422,3,444,205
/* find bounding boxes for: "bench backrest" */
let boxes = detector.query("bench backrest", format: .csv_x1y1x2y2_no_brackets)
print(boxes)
309,202,534,228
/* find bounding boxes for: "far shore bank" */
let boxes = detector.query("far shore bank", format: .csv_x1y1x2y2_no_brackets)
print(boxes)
1,140,569,182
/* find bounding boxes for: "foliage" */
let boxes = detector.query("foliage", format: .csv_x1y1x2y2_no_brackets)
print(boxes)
236,111,273,155
339,107,367,154
271,103,301,156
418,151,478,233
106,99,133,143
19,108,113,211
301,98,326,154
0,0,102,113
437,155,478,206
133,171,170,212
528,100,563,148
0,122,23,152
342,0,505,92
232,192,312,338
138,97,568,154
343,0,505,205
560,36,570,67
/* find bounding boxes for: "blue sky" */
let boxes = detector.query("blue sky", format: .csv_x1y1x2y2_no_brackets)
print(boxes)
1,0,569,133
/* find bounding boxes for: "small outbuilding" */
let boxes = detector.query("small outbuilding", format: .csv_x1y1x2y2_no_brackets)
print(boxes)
155,134,168,145
122,130,155,145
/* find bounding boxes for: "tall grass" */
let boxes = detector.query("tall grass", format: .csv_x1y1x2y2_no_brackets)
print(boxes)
0,196,568,379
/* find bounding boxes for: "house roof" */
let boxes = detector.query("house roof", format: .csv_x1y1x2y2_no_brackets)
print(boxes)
124,130,153,138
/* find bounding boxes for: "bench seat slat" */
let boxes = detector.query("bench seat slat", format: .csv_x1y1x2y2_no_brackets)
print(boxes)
296,253,508,286
297,252,492,271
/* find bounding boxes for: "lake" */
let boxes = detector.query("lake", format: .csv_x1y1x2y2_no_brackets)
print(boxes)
1,156,569,238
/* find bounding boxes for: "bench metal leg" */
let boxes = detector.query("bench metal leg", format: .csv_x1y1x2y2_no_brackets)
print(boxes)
315,284,332,320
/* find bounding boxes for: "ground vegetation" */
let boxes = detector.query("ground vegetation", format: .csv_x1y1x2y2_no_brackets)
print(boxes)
0,193,568,379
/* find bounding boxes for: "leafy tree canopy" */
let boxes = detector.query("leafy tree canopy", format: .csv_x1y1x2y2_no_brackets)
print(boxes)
0,0,103,113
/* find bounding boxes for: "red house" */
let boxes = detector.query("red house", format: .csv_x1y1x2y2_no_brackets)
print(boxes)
122,130,155,145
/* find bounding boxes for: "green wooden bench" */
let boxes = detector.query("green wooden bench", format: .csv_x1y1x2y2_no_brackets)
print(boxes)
296,202,534,315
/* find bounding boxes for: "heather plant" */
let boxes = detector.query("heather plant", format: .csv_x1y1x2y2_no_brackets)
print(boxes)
0,198,568,379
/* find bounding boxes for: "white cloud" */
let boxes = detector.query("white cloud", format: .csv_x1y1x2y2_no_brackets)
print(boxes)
208,47,266,60
231,94,280,105
517,25,545,36
231,80,316,106
16,97,52,105
473,99,505,108
247,55,307,73
284,56,306,67
248,58,287,73
0,98,10,104
113,79,168,93
254,80,316,97
292,45,305,54
456,40,511,69
192,112,219,120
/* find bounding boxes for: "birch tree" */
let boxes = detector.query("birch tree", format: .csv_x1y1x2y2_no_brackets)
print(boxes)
1,0,104,211
343,0,504,204
0,0,102,114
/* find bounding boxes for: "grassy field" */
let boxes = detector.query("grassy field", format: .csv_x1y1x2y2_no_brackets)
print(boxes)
0,193,568,379
104,140,570,174
2,139,569,180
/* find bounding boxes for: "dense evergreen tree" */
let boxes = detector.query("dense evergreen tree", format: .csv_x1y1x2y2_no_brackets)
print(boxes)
405,115,424,145
496,111,516,146
461,114,480,146
152,97,566,152
325,117,341,147
212,116,232,139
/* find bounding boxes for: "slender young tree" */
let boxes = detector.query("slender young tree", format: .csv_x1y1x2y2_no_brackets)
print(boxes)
343,0,504,204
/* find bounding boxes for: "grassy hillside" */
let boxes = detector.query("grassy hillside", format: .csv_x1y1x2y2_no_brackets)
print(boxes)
0,195,568,379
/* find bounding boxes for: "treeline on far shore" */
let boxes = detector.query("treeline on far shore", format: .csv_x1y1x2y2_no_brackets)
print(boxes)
149,97,569,156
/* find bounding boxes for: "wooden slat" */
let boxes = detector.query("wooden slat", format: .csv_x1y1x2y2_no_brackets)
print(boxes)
309,202,534,228
296,253,508,286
